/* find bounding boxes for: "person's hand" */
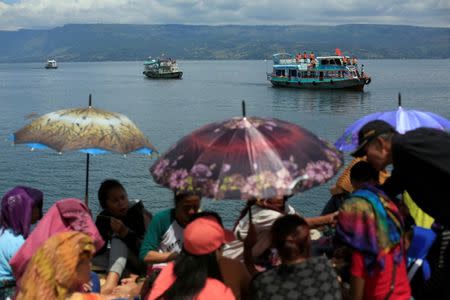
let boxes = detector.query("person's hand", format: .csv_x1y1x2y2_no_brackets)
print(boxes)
168,252,178,262
81,282,93,293
120,274,139,285
329,211,339,225
110,218,128,238
111,281,140,298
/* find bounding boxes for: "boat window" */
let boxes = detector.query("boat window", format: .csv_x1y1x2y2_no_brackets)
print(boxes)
330,60,335,65
336,59,342,66
321,60,329,65
289,69,298,77
308,71,316,78
276,70,285,76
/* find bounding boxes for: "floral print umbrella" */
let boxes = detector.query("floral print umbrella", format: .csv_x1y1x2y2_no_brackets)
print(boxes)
150,117,343,200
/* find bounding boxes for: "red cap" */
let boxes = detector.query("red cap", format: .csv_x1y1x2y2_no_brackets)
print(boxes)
184,217,227,255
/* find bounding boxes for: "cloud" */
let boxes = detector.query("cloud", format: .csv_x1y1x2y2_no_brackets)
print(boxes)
0,0,448,30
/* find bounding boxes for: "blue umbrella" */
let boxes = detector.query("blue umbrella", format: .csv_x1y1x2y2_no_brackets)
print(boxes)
11,94,157,205
335,94,450,152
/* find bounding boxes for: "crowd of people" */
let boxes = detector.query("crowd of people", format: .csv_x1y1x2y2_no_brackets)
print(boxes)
0,119,449,300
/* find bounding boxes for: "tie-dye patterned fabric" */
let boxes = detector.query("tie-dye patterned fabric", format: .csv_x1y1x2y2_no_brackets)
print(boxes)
336,185,403,273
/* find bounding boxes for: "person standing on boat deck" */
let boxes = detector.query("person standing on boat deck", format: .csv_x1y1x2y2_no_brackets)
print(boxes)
139,192,201,273
352,120,450,299
94,179,152,294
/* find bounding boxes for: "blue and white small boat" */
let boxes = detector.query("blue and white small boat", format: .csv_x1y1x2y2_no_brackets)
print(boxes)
267,52,371,91
45,58,58,69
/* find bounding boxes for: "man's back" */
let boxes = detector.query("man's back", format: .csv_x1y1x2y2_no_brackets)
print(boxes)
383,128,450,226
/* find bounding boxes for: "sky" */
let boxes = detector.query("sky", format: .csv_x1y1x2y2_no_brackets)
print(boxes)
0,0,449,30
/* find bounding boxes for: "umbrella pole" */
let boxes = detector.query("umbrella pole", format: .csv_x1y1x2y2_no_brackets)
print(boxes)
85,94,92,206
242,100,246,117
398,93,402,107
85,153,90,205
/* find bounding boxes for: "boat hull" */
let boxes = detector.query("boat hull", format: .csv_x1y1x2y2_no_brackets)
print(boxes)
270,77,367,91
143,71,183,79
45,66,58,69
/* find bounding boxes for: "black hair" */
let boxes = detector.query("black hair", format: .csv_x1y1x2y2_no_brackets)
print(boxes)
233,196,289,231
350,161,379,183
157,250,223,300
98,179,126,209
173,191,201,206
190,211,224,227
272,214,311,261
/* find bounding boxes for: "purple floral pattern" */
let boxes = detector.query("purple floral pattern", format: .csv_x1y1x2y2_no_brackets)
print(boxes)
150,117,343,200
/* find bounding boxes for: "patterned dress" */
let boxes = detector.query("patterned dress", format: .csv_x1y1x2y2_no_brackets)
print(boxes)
250,256,342,300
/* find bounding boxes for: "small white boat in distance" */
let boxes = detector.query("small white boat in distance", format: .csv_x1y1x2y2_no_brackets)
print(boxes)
45,59,58,69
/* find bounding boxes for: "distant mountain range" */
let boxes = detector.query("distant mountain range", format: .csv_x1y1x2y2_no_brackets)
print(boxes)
0,24,449,62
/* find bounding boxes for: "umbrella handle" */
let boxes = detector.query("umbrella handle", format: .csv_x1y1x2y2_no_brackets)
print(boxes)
85,153,90,206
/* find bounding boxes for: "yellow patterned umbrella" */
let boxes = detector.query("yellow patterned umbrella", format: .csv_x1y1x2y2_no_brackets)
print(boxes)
12,95,157,204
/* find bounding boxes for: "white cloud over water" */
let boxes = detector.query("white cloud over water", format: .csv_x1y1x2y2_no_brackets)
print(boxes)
0,0,449,30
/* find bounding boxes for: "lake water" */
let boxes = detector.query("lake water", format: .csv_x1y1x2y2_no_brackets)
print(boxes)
0,59,449,227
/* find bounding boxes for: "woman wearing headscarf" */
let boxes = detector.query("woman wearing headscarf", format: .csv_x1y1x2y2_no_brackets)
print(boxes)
16,231,106,300
0,186,43,298
336,161,411,300
10,198,104,285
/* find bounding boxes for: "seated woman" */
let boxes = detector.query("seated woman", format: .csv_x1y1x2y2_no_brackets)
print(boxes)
250,215,342,299
16,231,106,300
223,196,336,264
0,186,43,298
192,212,250,300
111,211,249,300
10,198,104,287
147,216,235,300
139,191,201,270
336,161,411,300
94,179,152,294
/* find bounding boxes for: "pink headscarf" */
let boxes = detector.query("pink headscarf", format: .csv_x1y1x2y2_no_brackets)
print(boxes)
10,198,104,282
